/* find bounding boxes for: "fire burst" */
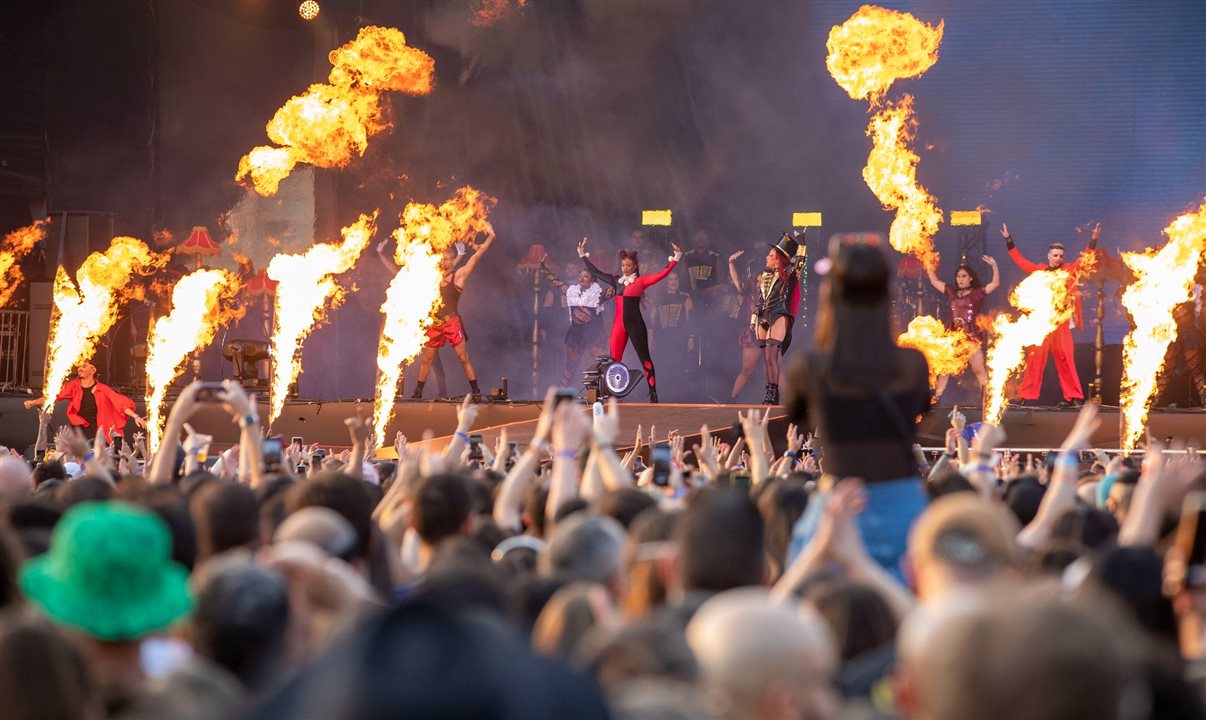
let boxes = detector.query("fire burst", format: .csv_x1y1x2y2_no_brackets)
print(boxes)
1119,200,1206,449
982,269,1082,424
43,238,167,416
896,315,979,389
144,269,243,452
237,26,436,196
268,212,377,424
0,219,48,308
373,187,496,443
827,5,945,270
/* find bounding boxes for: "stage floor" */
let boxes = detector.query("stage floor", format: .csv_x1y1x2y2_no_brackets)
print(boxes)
1,394,1201,458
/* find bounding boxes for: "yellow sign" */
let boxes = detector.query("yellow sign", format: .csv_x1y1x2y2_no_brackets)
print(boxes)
949,210,983,226
792,212,823,227
641,210,673,226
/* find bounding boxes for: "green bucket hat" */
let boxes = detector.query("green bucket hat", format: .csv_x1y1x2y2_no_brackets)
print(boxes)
20,501,193,641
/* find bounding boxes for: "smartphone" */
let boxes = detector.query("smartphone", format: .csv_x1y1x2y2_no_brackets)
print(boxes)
732,471,752,494
194,381,226,402
1167,492,1206,594
262,437,283,471
311,448,327,468
291,436,303,450
468,433,484,461
652,444,671,487
554,387,577,406
508,440,519,455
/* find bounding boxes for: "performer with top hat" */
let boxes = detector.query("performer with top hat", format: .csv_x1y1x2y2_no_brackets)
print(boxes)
754,231,806,405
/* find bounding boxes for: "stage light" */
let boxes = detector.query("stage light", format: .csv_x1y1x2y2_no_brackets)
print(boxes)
299,1,320,21
641,210,672,226
792,212,823,227
949,210,983,226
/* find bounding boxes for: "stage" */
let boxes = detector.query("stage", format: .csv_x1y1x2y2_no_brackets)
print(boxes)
2,393,1202,460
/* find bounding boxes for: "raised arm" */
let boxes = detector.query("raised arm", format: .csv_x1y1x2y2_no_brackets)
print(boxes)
579,239,619,292
727,250,746,292
376,237,399,273
1001,223,1043,273
539,257,567,292
632,244,683,294
925,265,946,294
982,255,1000,294
454,229,495,285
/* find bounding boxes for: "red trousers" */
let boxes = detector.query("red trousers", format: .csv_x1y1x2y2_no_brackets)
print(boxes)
1018,322,1083,400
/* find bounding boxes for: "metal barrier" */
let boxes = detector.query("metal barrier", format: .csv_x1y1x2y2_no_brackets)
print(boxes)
0,310,28,390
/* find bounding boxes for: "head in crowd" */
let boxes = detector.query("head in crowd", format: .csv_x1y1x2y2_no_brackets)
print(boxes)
801,577,898,664
190,481,260,562
286,474,375,562
757,479,809,581
687,588,839,720
0,612,96,720
0,457,31,501
411,472,475,548
541,513,627,597
907,493,1019,601
675,489,765,595
532,581,616,660
809,239,897,385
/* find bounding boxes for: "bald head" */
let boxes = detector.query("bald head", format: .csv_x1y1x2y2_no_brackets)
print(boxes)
687,589,838,720
0,457,31,500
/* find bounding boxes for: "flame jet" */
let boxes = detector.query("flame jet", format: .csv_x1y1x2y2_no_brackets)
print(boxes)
144,269,243,452
0,219,48,308
1119,200,1206,449
896,315,979,389
267,213,378,424
373,187,495,444
827,5,945,270
43,238,168,415
237,26,436,196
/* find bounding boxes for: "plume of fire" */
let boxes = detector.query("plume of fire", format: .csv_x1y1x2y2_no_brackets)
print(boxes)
826,5,943,102
1119,201,1206,449
827,6,945,271
896,315,980,389
373,187,496,443
864,96,944,270
144,269,244,452
0,219,48,308
237,26,436,196
472,0,527,27
267,212,377,424
982,266,1086,424
43,238,168,416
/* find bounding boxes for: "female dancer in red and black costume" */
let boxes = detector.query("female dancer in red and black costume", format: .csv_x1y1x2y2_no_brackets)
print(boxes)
924,255,1000,402
578,237,681,403
754,232,806,405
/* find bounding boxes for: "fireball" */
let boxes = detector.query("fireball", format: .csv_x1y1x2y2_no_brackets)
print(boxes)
0,219,48,308
896,315,979,389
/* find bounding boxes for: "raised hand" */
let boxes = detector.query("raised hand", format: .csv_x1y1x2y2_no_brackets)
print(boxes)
593,398,621,447
728,250,745,263
1060,401,1101,452
1091,222,1102,242
577,237,589,257
950,406,967,433
999,222,1010,239
982,254,997,267
394,431,408,459
692,424,720,478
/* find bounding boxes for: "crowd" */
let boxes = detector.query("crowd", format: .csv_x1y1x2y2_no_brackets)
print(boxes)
0,240,1205,720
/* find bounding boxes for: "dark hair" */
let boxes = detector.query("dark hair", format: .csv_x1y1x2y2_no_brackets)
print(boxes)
805,577,898,662
952,264,983,289
190,482,259,562
1049,242,1065,251
411,473,473,546
0,613,93,720
31,462,67,489
55,476,113,507
1085,546,1179,650
286,474,376,560
0,525,22,611
757,479,809,579
675,488,764,592
142,488,198,571
619,249,640,275
811,243,898,385
1002,475,1046,527
925,468,977,501
591,488,658,530
552,497,589,525
524,483,551,539
1051,504,1119,552
192,558,289,690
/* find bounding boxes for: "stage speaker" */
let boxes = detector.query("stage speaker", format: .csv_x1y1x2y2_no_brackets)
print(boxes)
41,212,115,280
27,282,51,388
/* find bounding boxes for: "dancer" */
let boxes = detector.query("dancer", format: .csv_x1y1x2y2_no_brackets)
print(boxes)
539,257,609,386
411,229,496,400
24,360,147,439
579,237,681,403
753,232,806,405
924,255,1000,402
726,249,764,403
1003,222,1099,407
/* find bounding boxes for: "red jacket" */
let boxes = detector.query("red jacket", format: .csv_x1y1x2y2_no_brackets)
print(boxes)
56,379,136,436
1006,246,1093,329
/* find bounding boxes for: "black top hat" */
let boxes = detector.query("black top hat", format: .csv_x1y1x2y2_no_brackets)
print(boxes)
769,232,801,259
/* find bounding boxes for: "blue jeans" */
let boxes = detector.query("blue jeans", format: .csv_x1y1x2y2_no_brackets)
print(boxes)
787,476,927,582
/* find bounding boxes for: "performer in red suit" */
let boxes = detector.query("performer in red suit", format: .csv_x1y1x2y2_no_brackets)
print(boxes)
579,237,681,403
1002,222,1100,407
24,360,146,438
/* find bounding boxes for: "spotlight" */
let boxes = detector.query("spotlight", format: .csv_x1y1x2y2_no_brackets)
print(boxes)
791,212,823,228
299,1,320,21
641,210,672,226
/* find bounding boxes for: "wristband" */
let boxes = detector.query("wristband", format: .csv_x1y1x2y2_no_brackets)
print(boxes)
784,450,797,459
1056,452,1079,467
239,414,259,429
940,451,955,461
555,449,577,460
455,431,470,442
531,439,550,451
83,451,95,462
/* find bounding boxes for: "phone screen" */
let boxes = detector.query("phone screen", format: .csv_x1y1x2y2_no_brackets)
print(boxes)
468,434,484,461
652,444,671,487
262,438,283,470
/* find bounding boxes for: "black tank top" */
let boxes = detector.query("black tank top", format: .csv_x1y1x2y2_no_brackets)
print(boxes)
439,278,462,319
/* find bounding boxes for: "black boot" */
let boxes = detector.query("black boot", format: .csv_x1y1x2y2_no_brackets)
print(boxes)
762,383,775,405
469,379,481,401
649,388,659,404
410,381,425,400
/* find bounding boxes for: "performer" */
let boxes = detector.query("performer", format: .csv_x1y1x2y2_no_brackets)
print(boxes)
579,237,681,403
726,249,764,403
411,230,496,400
23,360,147,438
924,255,1000,402
1002,222,1099,407
539,257,609,386
753,231,806,405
